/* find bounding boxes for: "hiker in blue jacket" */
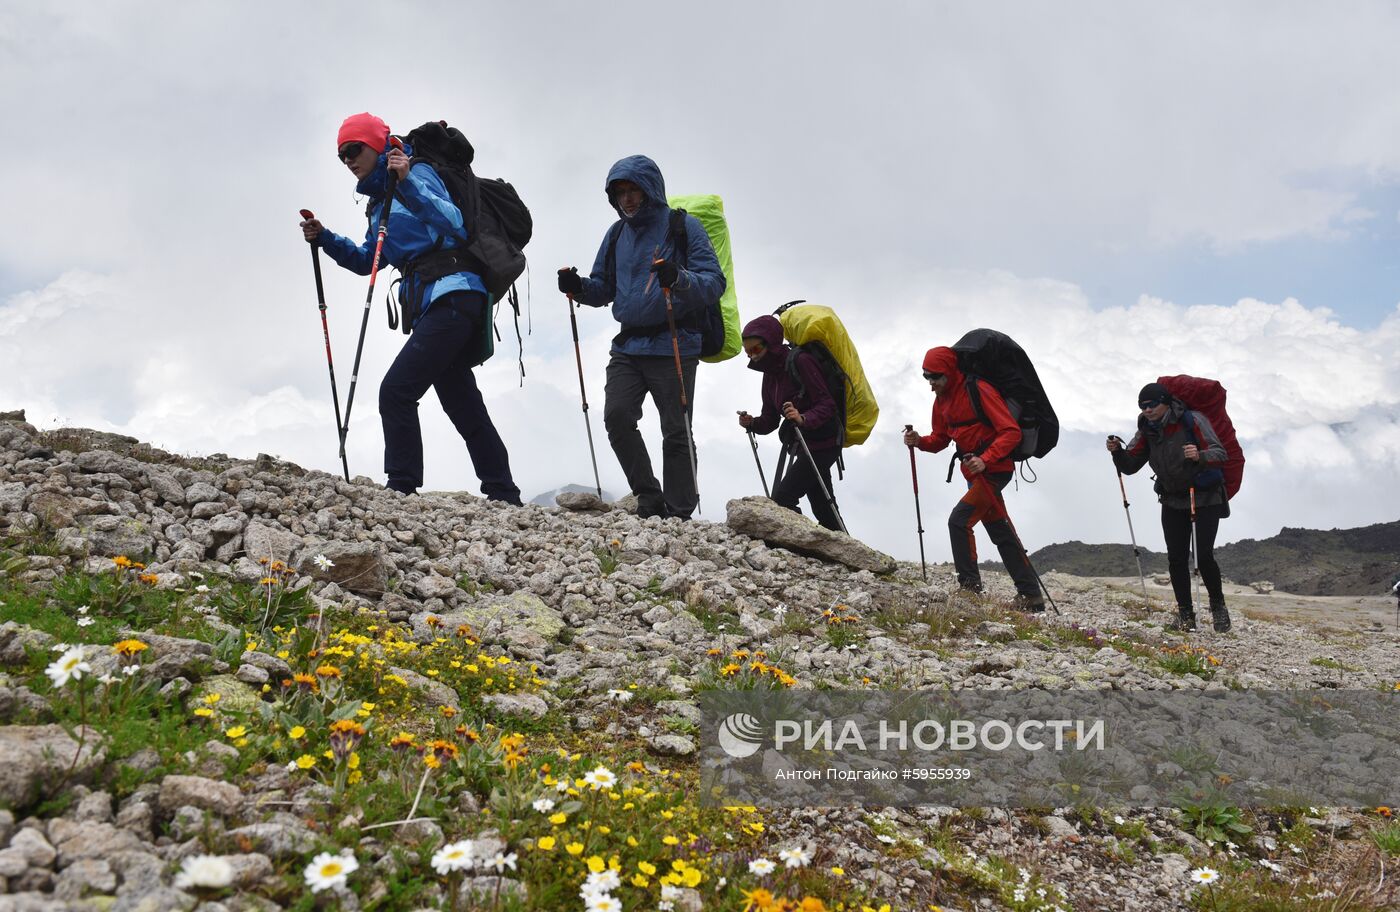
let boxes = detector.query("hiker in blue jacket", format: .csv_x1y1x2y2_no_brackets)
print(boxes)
557,155,726,519
300,112,521,504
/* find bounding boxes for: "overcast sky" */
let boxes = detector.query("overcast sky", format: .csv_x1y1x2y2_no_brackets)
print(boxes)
2,2,1398,567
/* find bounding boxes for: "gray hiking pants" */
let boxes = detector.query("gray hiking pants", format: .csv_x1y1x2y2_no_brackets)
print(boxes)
603,352,698,518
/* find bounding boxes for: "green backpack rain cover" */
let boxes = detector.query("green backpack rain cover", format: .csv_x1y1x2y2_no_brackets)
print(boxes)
668,193,741,362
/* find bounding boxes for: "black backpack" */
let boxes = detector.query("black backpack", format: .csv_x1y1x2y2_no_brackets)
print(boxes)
949,328,1059,462
603,209,726,358
386,121,532,375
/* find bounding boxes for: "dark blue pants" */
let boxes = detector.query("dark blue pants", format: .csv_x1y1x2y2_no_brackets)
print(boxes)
378,291,521,503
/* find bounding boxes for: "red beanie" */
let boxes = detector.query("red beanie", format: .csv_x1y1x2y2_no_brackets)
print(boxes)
337,113,390,153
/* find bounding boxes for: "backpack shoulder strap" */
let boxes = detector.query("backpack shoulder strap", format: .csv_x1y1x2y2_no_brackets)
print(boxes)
601,220,626,291
785,347,807,401
965,375,989,427
668,208,689,268
1182,409,1202,446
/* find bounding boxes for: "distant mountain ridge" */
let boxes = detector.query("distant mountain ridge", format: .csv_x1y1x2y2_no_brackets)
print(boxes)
1012,521,1400,596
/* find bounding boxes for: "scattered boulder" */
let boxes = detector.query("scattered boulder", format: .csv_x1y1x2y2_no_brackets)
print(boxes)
556,492,609,512
725,496,896,573
296,540,391,594
0,725,105,809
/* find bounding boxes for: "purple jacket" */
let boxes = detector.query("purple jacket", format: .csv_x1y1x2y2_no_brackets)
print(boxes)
742,316,839,451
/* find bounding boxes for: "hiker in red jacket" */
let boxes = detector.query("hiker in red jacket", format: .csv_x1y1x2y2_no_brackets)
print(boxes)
1107,382,1232,632
903,347,1044,611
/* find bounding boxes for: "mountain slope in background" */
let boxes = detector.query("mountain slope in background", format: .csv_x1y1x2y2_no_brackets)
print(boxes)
1017,521,1400,596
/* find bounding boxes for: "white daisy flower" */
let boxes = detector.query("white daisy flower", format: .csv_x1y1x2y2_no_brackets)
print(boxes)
748,857,777,875
77,604,90,615
778,846,812,868
46,646,90,688
77,617,95,628
532,798,556,813
195,584,209,593
583,893,620,912
582,765,617,791
585,869,621,893
1189,866,1220,884
313,554,335,571
431,840,477,875
174,854,234,889
304,851,358,893
606,688,634,703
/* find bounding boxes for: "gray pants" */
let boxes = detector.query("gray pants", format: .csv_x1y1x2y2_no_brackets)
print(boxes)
603,352,698,518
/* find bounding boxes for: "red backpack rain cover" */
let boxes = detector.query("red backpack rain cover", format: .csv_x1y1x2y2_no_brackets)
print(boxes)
1157,375,1245,499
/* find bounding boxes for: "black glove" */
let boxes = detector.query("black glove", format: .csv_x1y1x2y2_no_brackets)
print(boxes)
649,259,680,289
557,267,583,295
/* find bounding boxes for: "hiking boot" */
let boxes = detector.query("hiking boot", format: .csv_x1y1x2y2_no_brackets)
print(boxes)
1209,600,1232,633
1166,608,1197,632
1012,594,1046,614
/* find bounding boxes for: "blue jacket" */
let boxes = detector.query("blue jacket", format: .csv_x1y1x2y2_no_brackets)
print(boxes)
318,146,486,317
575,155,726,357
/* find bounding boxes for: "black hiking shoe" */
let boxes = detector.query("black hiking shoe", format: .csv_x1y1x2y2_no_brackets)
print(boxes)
1167,608,1197,632
1210,603,1232,633
1012,594,1046,614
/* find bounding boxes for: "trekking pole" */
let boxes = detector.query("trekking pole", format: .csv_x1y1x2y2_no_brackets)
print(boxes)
340,137,404,464
1189,486,1202,613
740,419,769,498
973,471,1059,615
658,278,701,514
904,425,927,581
565,293,603,498
300,208,350,482
789,417,847,534
1108,436,1148,603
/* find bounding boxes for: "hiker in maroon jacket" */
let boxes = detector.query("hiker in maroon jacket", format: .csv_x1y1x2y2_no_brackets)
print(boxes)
1107,382,1232,632
903,346,1044,611
737,316,843,531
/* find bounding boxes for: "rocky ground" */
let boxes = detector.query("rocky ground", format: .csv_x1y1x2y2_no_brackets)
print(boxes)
0,413,1397,912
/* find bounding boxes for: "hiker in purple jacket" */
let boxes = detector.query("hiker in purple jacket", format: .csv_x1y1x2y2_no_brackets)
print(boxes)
737,315,843,531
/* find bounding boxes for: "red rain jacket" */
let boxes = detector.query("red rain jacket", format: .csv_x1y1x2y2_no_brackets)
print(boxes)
913,347,1022,477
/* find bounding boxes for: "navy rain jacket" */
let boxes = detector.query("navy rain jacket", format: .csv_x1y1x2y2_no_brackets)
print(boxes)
574,155,726,357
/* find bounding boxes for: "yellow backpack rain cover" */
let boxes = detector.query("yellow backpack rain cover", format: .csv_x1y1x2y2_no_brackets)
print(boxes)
667,194,741,362
777,303,880,445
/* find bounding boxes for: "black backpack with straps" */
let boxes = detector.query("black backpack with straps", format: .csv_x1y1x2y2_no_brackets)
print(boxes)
944,328,1059,479
383,121,532,376
602,210,727,358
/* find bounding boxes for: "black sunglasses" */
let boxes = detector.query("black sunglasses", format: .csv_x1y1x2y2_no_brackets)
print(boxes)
337,141,367,163
1139,400,1163,410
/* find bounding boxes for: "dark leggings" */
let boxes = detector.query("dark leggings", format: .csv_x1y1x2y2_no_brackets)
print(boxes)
1162,503,1224,609
773,444,841,531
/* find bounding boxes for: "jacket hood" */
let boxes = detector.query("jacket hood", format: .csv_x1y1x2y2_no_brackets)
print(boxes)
742,315,789,373
605,155,667,220
922,347,963,380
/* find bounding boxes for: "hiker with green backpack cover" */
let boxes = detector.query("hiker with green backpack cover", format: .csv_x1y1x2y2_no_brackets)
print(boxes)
558,155,726,520
299,113,522,504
